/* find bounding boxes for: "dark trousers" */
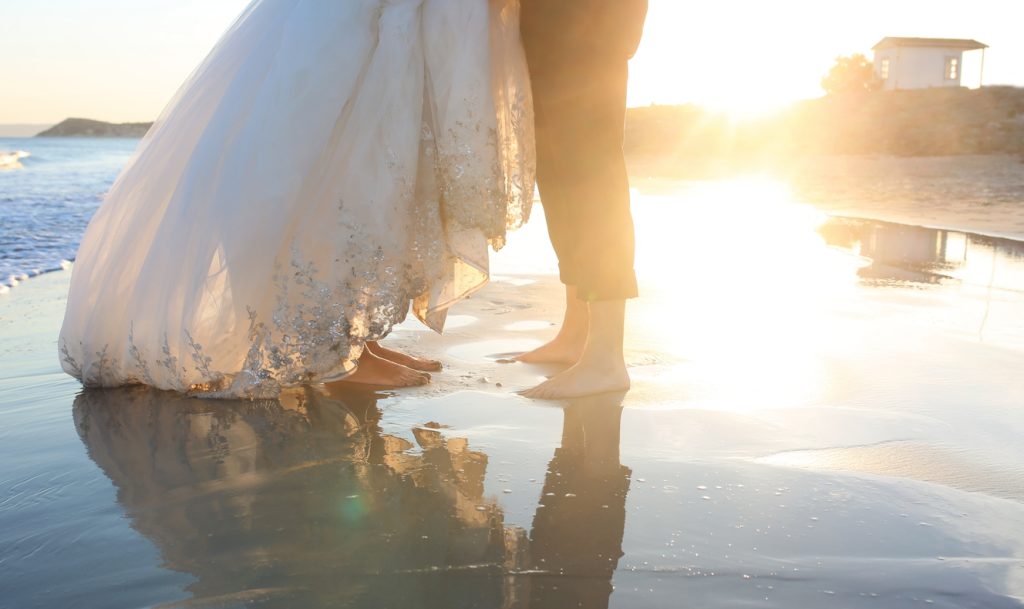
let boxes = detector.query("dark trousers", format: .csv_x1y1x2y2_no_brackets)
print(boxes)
520,0,647,301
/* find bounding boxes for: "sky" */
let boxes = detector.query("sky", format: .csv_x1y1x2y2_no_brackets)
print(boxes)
1,0,1022,125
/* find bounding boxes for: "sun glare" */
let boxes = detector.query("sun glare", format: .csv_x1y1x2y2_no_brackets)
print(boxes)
628,1,845,117
628,179,869,411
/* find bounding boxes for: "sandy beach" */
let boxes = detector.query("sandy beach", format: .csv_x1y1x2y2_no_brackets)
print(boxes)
2,187,1023,608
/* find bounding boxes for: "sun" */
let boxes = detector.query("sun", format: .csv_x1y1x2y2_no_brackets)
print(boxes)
627,0,827,118
627,178,868,412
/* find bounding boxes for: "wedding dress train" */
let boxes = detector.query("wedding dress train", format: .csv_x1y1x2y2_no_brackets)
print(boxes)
58,0,535,398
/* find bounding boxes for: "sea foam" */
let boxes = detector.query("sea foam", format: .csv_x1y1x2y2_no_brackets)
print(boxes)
0,150,31,168
0,137,137,296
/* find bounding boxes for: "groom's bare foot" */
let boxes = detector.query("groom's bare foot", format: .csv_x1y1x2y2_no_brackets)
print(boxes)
520,299,630,400
514,332,586,365
366,341,442,372
331,349,430,388
515,286,588,365
520,353,630,400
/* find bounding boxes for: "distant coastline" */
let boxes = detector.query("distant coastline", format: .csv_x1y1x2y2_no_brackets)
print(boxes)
35,118,152,138
0,124,52,138
15,86,1024,153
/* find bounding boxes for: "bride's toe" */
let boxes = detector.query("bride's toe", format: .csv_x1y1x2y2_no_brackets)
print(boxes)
396,367,430,387
419,359,443,372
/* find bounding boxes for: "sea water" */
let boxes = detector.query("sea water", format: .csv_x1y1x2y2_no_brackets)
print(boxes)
1,144,1024,607
0,137,138,291
2,190,1024,608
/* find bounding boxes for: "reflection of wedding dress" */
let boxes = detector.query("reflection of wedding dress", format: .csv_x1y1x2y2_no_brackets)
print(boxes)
72,387,629,608
73,386,509,607
59,0,535,398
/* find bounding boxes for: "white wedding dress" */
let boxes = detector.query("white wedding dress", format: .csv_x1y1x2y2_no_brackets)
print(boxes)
58,0,535,398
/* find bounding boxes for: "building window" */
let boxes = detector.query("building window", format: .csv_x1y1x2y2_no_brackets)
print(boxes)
880,58,890,80
945,57,959,80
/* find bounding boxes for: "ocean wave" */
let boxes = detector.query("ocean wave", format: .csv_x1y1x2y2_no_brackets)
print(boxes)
1,260,74,294
1,139,146,297
0,150,31,169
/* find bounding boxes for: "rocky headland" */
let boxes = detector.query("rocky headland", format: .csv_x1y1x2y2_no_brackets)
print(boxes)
36,118,153,138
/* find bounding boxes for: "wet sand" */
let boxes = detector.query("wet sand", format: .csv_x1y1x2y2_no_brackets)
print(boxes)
632,154,1024,240
2,191,1024,608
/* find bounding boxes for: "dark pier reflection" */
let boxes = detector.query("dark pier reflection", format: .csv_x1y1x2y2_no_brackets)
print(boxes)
73,387,630,609
819,216,1024,289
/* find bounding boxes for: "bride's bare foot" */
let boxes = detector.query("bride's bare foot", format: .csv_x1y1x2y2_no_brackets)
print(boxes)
366,341,442,372
520,299,630,400
515,286,588,365
331,349,431,388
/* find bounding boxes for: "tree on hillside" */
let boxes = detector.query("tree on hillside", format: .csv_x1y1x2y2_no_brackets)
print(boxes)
822,54,883,96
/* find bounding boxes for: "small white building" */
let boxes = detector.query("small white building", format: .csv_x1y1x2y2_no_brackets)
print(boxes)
872,37,987,91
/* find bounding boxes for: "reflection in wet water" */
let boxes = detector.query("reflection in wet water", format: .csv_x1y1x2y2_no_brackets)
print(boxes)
623,183,1024,413
6,178,1024,608
73,387,629,608
820,216,1024,291
523,395,630,609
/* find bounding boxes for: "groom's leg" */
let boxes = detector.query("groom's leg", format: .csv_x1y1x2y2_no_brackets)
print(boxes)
520,1,641,302
561,60,638,303
532,78,582,289
520,64,637,397
520,2,646,399
518,60,635,366
514,86,590,364
515,2,592,364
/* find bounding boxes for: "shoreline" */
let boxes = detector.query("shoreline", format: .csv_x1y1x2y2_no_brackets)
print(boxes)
6,196,1024,296
820,210,1024,244
1,260,73,295
6,207,1024,297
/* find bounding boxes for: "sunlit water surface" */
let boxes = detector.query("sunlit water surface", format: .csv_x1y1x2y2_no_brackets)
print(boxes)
0,137,138,292
1,163,1024,608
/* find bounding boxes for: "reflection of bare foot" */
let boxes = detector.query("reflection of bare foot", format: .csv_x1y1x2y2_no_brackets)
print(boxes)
330,349,430,388
515,286,588,365
366,341,442,372
520,352,630,400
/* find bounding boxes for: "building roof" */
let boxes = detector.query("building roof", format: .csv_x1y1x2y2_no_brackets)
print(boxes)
873,37,988,51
